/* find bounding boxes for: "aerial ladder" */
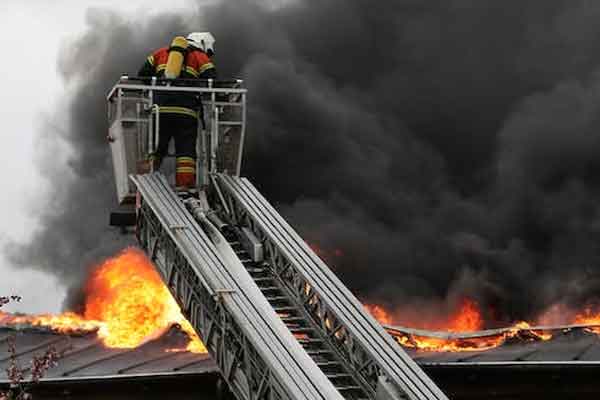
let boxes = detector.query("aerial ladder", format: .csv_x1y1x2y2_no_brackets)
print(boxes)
106,76,449,400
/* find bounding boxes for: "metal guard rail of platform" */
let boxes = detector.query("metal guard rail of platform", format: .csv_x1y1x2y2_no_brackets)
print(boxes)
106,77,247,101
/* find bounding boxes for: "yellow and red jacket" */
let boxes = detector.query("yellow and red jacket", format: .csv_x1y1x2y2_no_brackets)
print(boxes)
140,47,216,79
138,47,217,118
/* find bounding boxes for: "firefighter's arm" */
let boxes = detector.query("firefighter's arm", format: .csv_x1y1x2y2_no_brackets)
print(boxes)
198,63,217,79
138,54,156,77
184,65,217,80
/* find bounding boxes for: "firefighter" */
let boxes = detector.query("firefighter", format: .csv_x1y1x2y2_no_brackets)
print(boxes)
138,32,217,194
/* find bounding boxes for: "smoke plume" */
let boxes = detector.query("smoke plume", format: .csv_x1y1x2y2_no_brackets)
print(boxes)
9,0,600,325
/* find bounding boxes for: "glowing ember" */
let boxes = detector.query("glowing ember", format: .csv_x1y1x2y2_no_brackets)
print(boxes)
0,248,206,353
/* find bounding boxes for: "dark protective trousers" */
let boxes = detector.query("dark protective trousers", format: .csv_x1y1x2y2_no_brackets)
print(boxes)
152,113,198,189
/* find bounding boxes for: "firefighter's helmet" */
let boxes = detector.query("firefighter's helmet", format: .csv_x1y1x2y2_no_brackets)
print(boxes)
186,32,216,56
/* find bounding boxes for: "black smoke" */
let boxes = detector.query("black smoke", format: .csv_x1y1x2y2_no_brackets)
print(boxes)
10,1,600,325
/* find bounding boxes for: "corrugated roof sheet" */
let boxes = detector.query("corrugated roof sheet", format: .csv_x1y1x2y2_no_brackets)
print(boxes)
0,326,216,382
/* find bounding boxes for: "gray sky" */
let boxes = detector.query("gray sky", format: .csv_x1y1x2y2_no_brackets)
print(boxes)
0,1,192,314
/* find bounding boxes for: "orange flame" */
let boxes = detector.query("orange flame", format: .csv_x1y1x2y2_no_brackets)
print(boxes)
3,248,599,356
445,298,483,332
0,311,100,334
365,298,484,332
363,304,394,325
395,333,507,352
0,248,206,353
364,298,554,352
574,307,600,334
393,322,554,353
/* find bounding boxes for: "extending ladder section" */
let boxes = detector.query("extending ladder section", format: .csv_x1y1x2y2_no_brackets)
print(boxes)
212,174,449,400
221,229,371,399
133,172,448,400
133,173,343,400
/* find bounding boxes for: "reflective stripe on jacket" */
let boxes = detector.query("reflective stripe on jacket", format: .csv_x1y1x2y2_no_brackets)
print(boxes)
157,106,198,119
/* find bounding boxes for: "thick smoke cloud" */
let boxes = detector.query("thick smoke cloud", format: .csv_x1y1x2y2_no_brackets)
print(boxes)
9,0,600,325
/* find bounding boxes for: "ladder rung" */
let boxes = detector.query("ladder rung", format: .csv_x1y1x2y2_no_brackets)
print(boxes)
253,277,274,283
335,386,363,392
246,268,267,274
259,286,280,292
239,258,253,263
265,296,289,302
305,349,331,355
316,361,342,367
326,373,352,379
280,316,304,323
227,241,240,246
289,327,314,334
298,338,323,345
274,306,297,313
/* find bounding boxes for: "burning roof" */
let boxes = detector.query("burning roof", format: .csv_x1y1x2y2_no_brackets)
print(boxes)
0,248,205,354
5,248,600,359
4,244,600,399
387,324,599,357
2,246,600,400
2,321,600,387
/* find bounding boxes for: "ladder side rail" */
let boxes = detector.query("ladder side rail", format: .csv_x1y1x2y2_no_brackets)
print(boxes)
217,175,390,397
233,176,449,400
152,174,347,400
192,203,345,400
239,226,380,399
139,176,308,398
211,215,374,399
145,173,343,400
228,173,425,373
133,174,344,400
238,212,379,398
134,175,218,292
135,175,303,400
137,199,272,399
216,174,448,400
230,175,445,400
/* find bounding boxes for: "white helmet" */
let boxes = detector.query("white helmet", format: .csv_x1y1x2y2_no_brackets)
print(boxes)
186,32,216,55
